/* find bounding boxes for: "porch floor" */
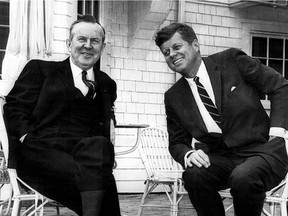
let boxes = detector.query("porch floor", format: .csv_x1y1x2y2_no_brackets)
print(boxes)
36,193,206,215
37,193,279,216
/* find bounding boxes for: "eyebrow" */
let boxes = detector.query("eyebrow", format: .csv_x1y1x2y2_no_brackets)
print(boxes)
76,36,101,40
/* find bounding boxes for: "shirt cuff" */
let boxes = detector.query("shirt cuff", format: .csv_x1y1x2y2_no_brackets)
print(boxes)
19,134,27,143
269,127,286,138
184,150,196,168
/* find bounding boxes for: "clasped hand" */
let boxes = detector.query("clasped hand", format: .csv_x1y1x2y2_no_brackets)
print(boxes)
187,149,210,168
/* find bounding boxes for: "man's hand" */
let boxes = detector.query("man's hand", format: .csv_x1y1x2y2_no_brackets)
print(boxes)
186,149,210,168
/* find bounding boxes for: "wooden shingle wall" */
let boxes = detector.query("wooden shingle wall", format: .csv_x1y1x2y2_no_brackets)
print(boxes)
47,0,288,193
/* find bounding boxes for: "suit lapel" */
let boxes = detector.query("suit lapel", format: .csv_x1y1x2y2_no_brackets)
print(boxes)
178,57,222,133
178,77,208,133
203,57,222,115
59,58,75,91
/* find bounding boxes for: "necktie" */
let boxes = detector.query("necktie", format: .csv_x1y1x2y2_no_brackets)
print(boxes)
194,76,221,128
82,71,97,99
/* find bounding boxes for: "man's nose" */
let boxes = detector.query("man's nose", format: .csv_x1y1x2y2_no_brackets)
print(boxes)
83,39,92,48
169,49,177,58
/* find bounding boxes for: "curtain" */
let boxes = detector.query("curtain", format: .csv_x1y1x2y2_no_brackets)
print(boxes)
1,0,54,81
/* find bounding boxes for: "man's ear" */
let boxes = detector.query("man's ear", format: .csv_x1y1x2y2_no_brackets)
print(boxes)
66,39,72,52
100,42,106,55
192,39,200,52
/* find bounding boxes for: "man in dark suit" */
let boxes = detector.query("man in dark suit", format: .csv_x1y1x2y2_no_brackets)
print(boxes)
3,15,120,216
155,22,288,216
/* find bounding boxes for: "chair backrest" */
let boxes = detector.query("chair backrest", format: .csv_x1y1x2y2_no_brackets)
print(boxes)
138,127,183,178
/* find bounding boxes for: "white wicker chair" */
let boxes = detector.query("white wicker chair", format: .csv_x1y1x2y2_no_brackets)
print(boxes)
137,127,192,216
219,138,288,216
138,127,288,216
0,95,52,216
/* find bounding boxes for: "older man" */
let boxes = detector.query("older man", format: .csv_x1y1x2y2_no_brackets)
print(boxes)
4,15,120,216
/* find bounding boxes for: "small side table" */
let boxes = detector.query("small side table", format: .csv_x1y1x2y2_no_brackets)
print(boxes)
114,124,149,156
113,124,149,169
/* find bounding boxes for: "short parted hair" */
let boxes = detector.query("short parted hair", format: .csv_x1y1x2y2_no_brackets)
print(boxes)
69,15,106,42
155,23,198,48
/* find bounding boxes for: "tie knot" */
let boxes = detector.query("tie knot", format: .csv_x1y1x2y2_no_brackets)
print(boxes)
194,76,200,83
82,70,87,77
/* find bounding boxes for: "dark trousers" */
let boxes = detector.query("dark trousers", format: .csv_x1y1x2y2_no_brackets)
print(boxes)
183,146,284,216
17,134,121,216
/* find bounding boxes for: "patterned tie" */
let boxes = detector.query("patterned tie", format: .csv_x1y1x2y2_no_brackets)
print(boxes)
82,71,97,99
194,76,221,128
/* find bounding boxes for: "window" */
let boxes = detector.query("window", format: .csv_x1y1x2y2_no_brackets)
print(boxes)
0,0,9,79
252,35,288,99
77,0,100,69
78,0,99,18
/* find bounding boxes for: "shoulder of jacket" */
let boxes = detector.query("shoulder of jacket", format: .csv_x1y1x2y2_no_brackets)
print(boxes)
165,77,186,96
96,69,115,84
209,48,247,58
26,58,65,68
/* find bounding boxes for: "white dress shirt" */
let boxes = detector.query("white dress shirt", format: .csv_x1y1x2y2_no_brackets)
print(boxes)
69,57,95,97
185,60,221,134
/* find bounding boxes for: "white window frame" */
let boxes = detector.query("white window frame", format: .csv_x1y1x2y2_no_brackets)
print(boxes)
77,0,99,17
251,32,288,106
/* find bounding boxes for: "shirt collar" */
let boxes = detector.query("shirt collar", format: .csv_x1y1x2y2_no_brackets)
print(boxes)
69,57,94,78
185,60,208,84
197,60,207,79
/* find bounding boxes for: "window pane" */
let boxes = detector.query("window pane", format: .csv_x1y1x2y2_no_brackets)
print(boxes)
93,2,98,19
85,0,92,14
252,37,267,57
0,51,5,78
269,59,283,75
285,40,288,59
0,2,9,25
0,26,8,49
285,61,288,80
78,0,84,15
269,38,283,58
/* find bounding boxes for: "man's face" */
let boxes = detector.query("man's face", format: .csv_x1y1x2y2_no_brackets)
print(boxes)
160,32,201,78
66,22,106,71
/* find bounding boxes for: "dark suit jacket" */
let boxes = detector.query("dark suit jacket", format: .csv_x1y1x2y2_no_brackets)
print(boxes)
4,58,117,168
165,48,288,177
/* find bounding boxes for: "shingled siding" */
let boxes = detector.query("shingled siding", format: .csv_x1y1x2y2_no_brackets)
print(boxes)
101,0,176,193
35,0,288,193
107,1,288,192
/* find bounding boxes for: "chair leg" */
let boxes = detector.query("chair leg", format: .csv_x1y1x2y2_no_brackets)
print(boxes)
170,182,178,216
280,202,287,216
11,199,20,216
137,181,151,216
269,203,275,216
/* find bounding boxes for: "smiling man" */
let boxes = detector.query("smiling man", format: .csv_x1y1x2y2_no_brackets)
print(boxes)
4,15,120,216
155,22,288,216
